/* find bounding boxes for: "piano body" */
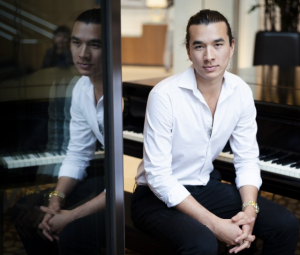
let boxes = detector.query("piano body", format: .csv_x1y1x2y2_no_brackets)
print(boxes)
123,66,300,200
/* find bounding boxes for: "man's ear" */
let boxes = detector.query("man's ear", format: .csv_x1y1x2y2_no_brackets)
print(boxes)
229,38,235,58
186,45,192,61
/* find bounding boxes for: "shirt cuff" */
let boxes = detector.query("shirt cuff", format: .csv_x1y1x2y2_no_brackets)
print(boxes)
58,163,87,181
235,171,262,190
163,182,190,208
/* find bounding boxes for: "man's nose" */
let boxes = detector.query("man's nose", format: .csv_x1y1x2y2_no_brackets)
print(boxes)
79,45,90,58
204,46,215,61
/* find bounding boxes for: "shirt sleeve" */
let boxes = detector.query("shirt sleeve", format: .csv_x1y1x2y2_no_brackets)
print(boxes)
230,86,262,190
58,81,97,181
143,90,190,208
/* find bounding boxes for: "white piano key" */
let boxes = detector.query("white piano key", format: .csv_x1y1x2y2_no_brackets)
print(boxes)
123,130,144,143
218,153,300,179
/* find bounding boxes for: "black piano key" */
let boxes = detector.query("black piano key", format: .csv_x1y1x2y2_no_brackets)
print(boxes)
290,161,300,168
294,163,300,169
259,147,276,159
262,151,288,162
272,154,300,165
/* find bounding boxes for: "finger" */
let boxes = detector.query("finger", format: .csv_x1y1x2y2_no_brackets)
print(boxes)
235,225,251,243
38,223,44,230
40,214,54,231
245,234,256,242
231,212,244,222
53,234,60,241
233,217,255,226
229,240,250,254
42,229,54,242
40,206,57,215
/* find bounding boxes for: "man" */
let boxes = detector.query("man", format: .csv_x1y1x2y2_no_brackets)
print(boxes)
131,9,299,255
14,9,106,255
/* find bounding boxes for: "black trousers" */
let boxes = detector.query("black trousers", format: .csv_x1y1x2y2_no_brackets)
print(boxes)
12,174,106,255
131,178,299,255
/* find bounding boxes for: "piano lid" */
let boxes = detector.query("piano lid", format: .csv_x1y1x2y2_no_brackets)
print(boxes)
123,66,300,123
237,66,300,123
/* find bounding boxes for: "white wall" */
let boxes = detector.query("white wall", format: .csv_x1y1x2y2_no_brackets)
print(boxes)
121,9,153,37
121,0,261,71
172,0,204,74
238,0,260,68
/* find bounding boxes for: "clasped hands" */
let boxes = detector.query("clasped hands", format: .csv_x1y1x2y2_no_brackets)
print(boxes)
215,211,256,254
38,203,73,242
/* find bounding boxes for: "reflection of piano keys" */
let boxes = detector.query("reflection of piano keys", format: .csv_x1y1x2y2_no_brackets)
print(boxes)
1,129,142,169
123,130,143,143
1,128,143,169
0,150,105,169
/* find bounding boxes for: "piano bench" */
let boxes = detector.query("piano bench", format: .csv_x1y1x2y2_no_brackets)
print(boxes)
124,191,227,255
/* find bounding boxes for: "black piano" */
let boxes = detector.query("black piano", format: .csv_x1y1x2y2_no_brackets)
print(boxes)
123,66,300,201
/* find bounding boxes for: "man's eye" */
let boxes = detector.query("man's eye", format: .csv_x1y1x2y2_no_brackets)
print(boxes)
195,45,204,49
91,44,101,48
72,40,80,45
215,43,222,47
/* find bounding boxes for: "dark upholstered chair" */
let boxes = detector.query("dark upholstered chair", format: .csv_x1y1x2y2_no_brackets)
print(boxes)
253,31,300,66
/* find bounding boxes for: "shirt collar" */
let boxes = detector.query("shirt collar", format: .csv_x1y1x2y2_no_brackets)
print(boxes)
218,70,238,104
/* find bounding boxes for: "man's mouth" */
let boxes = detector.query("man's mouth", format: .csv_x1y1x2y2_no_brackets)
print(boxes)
203,65,217,72
78,63,92,69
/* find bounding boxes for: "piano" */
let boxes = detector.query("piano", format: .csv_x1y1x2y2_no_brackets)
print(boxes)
122,66,300,201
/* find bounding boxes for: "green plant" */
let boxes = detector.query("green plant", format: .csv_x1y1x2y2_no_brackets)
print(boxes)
249,0,300,32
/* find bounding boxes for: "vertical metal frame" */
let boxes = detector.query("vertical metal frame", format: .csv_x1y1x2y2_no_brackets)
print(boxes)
101,0,125,254
232,0,240,74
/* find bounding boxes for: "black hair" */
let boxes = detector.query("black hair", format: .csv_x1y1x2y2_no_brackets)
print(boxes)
75,8,101,25
185,9,234,47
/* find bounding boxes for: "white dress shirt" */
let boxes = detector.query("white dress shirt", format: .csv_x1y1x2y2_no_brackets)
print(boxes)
136,66,262,208
58,76,104,181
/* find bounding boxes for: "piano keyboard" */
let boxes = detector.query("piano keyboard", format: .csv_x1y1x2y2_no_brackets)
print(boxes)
0,150,104,169
217,152,300,178
1,130,300,179
123,131,300,179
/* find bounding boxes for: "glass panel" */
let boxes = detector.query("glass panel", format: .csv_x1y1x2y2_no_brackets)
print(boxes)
0,1,120,254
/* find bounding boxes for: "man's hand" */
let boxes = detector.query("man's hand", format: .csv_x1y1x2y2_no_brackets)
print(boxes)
39,206,74,241
213,218,244,246
38,196,64,241
228,210,256,253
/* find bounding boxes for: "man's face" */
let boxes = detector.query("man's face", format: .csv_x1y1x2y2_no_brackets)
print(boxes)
71,21,102,78
54,32,69,51
186,22,234,84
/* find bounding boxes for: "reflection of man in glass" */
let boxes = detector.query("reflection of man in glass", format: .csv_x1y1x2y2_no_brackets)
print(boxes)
42,25,73,69
14,9,107,255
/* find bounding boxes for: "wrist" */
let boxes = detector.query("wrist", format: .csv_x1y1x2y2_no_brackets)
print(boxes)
47,191,66,206
205,214,220,234
71,206,82,221
243,206,257,220
242,200,259,214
